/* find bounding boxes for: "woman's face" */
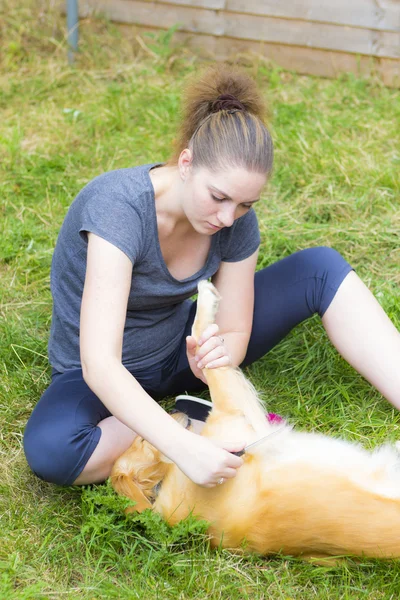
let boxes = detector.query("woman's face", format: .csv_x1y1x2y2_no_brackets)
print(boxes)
181,162,267,235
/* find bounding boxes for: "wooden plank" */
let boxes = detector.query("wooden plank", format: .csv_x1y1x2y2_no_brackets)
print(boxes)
168,29,400,87
225,0,400,33
224,12,400,58
80,1,225,34
141,0,225,9
117,22,400,87
171,30,380,78
80,1,400,58
152,0,400,32
380,57,400,86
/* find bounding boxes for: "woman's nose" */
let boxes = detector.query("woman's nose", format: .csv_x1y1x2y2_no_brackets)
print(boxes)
218,204,236,227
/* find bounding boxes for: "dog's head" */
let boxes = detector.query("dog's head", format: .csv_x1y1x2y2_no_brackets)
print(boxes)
110,412,191,513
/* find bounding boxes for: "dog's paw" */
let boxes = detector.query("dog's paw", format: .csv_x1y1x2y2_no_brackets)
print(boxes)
193,281,222,338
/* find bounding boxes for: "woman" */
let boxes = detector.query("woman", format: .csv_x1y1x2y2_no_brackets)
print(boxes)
24,65,400,489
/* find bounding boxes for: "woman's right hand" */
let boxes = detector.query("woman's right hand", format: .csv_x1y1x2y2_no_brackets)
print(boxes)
173,430,245,487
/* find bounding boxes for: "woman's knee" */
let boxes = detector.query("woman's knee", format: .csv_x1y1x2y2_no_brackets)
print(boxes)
24,426,66,485
23,370,111,485
72,417,136,485
295,246,353,316
295,246,348,274
23,419,100,486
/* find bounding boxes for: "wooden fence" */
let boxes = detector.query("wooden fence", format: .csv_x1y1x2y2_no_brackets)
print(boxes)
79,0,400,86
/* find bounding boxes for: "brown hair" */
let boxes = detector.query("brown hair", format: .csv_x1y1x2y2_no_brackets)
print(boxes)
168,64,273,175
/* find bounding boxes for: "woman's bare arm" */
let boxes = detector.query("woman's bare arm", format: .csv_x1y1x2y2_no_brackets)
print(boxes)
186,248,259,379
80,233,243,486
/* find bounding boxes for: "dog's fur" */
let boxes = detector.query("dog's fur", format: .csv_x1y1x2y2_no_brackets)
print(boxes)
111,281,400,560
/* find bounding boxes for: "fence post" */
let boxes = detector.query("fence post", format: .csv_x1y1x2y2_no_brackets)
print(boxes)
66,0,79,64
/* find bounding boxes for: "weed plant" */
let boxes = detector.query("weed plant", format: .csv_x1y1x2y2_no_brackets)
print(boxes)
1,1,400,598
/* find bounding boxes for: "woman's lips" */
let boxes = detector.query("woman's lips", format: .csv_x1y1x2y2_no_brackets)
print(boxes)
207,222,222,230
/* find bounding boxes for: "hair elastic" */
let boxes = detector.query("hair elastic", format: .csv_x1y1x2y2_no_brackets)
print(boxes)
211,93,246,113
191,94,245,142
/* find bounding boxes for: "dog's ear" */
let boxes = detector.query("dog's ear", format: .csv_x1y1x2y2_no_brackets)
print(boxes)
111,438,170,513
111,412,190,512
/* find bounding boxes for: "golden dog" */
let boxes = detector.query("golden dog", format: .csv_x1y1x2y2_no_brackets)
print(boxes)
111,281,400,560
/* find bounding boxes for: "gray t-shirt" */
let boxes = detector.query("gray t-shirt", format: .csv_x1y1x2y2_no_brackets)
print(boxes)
49,163,260,373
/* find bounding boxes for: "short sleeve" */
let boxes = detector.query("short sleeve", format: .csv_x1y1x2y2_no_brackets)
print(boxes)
219,208,260,263
79,194,144,264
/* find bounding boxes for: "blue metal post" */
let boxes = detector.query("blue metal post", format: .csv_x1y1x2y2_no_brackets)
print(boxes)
66,0,79,64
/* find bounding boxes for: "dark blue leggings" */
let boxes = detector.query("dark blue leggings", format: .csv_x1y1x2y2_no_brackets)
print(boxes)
23,247,353,485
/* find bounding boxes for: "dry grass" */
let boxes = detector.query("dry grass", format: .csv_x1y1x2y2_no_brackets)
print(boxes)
1,1,400,597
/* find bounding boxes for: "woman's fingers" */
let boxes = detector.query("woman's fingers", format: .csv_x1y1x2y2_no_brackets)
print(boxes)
185,335,208,382
194,326,232,369
199,348,230,369
186,326,232,378
208,465,243,487
196,324,219,346
204,466,241,488
176,434,245,487
186,335,197,355
221,466,240,479
197,341,230,369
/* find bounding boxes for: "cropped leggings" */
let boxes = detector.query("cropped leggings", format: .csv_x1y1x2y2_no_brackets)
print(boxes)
24,247,353,485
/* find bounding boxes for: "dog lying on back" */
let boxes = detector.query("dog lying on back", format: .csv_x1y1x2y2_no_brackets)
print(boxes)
111,281,400,560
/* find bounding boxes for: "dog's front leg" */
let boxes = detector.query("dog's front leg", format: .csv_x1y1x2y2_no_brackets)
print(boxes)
193,281,268,433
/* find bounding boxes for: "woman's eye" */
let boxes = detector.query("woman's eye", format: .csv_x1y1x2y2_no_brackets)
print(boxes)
211,194,225,202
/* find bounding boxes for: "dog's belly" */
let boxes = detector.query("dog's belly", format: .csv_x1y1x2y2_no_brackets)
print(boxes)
153,430,400,556
202,420,400,500
257,430,400,498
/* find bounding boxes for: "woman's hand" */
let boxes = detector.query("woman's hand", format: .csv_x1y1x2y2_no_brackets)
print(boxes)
174,430,245,487
186,324,232,383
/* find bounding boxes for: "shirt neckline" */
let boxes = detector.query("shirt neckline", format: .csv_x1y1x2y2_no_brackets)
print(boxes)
144,163,218,284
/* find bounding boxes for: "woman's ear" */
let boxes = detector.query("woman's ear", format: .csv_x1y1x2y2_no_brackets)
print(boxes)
178,148,193,181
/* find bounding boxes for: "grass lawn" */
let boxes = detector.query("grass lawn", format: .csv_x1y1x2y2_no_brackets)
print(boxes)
1,2,400,598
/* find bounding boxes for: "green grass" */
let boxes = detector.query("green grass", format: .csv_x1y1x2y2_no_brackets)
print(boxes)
1,1,400,598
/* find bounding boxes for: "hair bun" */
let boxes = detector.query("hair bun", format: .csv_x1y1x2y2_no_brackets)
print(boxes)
168,64,273,171
211,93,246,113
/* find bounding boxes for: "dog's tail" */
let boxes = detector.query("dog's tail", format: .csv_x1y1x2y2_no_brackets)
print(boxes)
193,281,269,435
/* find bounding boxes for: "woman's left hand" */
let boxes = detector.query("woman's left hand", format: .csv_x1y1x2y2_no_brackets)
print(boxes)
186,324,232,383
